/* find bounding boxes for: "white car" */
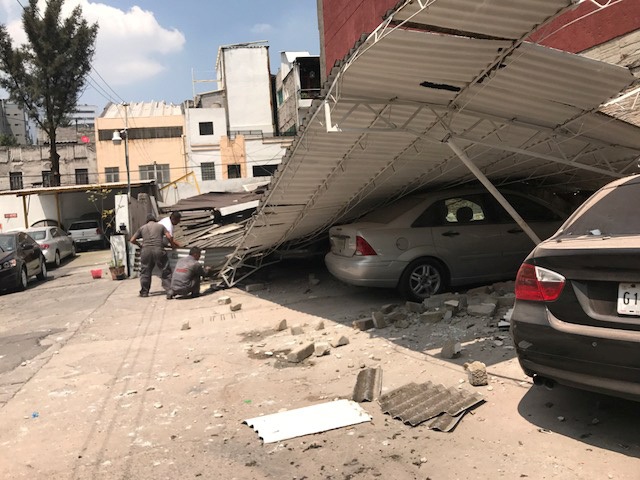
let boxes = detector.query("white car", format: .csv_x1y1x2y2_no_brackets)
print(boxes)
25,226,76,267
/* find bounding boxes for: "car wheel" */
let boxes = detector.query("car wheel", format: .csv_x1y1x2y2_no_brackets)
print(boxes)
17,266,28,291
54,250,61,267
398,257,448,302
36,256,47,281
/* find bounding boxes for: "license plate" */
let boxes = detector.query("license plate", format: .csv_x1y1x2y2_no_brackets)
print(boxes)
331,236,346,252
617,283,640,316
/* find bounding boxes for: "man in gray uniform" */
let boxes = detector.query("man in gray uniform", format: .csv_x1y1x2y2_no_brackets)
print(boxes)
130,214,178,297
167,246,209,299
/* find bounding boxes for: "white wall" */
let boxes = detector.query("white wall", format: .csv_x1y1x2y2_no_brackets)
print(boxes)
186,107,227,148
223,47,274,135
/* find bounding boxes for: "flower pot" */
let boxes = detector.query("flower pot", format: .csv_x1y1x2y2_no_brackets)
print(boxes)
109,265,126,280
91,269,102,279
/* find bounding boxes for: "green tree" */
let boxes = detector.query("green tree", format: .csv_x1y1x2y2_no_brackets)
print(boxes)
0,133,18,146
0,0,98,186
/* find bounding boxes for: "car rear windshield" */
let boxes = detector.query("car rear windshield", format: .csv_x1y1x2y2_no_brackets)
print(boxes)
29,230,47,240
69,221,98,230
359,196,425,223
561,181,640,236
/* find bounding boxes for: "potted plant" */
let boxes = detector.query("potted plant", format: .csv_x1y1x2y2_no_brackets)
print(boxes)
108,253,126,280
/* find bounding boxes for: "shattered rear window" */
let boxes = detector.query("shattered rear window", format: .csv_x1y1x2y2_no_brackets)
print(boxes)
359,196,425,224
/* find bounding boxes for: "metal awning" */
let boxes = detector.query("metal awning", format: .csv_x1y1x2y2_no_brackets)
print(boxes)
221,0,640,285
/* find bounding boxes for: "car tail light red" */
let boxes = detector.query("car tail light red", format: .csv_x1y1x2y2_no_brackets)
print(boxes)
515,263,565,302
355,236,377,256
41,243,50,250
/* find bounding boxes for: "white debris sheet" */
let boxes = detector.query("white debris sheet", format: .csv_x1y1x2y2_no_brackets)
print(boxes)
244,399,372,443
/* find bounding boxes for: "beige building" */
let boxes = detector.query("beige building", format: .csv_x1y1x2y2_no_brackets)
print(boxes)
95,102,186,186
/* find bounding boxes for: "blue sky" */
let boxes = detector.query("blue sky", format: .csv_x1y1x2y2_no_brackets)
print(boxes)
0,0,320,109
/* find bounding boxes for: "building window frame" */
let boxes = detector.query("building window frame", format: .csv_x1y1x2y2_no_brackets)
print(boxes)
75,168,89,185
105,167,120,183
9,171,23,190
199,122,214,136
201,162,216,181
42,170,52,187
140,163,170,184
227,164,241,179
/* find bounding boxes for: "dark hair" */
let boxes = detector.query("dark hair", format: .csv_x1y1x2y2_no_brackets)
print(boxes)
146,214,157,222
170,211,182,219
189,246,201,256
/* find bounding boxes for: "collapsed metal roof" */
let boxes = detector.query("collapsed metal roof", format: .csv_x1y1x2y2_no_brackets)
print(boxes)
220,0,640,285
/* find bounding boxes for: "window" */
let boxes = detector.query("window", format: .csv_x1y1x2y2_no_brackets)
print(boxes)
201,162,216,181
105,167,120,183
42,171,52,187
199,121,214,136
252,165,278,177
277,88,284,106
9,172,23,190
75,168,89,185
227,164,241,179
139,164,170,184
444,197,485,224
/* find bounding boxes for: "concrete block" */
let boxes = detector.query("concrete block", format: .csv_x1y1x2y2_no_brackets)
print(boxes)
441,339,462,359
290,325,305,335
180,321,191,331
497,294,515,308
314,321,325,331
352,318,375,331
492,281,515,296
245,283,265,293
466,285,492,296
380,303,397,314
314,342,331,357
465,361,488,386
330,335,350,348
467,294,497,305
217,296,232,305
387,312,408,323
275,319,287,331
419,311,445,324
395,319,411,329
443,310,453,322
230,303,242,312
287,343,315,363
467,303,497,317
372,311,387,329
405,301,425,313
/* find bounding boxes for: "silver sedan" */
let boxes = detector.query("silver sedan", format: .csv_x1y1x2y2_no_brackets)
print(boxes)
325,188,565,301
25,227,76,267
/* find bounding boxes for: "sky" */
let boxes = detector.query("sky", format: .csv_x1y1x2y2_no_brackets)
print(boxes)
0,0,321,110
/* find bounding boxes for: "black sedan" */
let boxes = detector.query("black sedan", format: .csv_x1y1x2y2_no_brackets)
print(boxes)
0,231,47,292
511,174,640,401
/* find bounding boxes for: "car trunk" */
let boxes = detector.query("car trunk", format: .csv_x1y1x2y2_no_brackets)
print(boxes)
328,223,382,257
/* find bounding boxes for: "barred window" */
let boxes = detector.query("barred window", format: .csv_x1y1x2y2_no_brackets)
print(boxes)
227,164,241,179
75,168,89,185
140,164,170,184
201,162,216,180
9,172,23,190
42,171,52,187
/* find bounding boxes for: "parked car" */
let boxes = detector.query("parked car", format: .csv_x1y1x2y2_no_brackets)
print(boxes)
25,226,75,267
0,231,47,292
511,174,640,401
67,220,108,251
31,219,65,230
325,188,565,301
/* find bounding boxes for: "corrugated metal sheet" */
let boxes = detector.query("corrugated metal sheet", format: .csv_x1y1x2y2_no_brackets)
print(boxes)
352,367,383,402
220,0,640,283
379,381,484,432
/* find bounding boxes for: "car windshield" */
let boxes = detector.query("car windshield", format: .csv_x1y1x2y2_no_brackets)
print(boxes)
359,196,425,223
28,230,47,241
69,221,97,230
0,234,16,252
560,180,640,236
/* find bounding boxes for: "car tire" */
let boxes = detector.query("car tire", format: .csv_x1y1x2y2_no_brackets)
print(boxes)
54,250,61,267
36,256,47,281
17,266,28,291
398,257,448,302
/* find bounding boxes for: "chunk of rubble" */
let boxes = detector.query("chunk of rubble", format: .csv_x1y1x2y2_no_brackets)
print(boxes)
464,361,488,386
314,321,325,331
217,296,232,305
380,304,397,314
275,319,288,331
287,343,315,363
314,342,331,357
352,318,374,331
467,285,492,296
180,321,191,331
245,283,265,293
492,281,515,296
405,301,425,313
230,303,242,312
290,325,305,335
387,311,408,323
394,319,411,329
419,311,445,324
308,274,321,286
441,339,462,359
467,303,496,317
371,311,387,329
497,294,515,308
330,335,350,348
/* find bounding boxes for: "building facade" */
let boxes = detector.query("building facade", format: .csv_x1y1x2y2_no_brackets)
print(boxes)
0,100,32,145
95,102,186,186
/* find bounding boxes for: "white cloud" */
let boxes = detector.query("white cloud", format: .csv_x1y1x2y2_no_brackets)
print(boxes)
251,23,273,34
1,1,186,90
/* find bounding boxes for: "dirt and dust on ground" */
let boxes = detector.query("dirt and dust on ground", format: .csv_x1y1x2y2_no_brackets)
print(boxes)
0,255,639,480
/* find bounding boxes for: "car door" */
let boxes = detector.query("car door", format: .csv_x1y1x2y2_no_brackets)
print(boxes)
52,228,71,258
19,232,40,275
426,194,512,283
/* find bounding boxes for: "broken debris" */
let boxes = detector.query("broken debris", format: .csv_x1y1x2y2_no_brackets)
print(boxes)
352,367,383,403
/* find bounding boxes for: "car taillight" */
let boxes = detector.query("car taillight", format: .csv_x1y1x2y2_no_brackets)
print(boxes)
355,236,377,256
41,243,50,250
515,263,565,302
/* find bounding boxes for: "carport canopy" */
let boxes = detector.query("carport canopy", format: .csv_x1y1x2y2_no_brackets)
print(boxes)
220,0,640,285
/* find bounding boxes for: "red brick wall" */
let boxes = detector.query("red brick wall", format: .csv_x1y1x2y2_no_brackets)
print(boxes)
529,0,640,53
322,0,397,75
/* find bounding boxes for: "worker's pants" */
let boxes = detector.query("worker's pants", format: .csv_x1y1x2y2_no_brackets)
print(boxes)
139,247,171,295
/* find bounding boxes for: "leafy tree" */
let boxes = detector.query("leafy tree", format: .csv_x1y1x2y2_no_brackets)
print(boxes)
0,0,98,186
0,133,18,146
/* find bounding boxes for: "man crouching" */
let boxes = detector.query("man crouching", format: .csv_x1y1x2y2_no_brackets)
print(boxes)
167,246,209,299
